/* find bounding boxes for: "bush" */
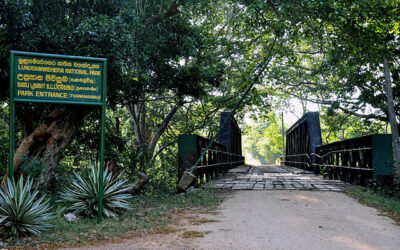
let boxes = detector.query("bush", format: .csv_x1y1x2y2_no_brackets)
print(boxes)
58,166,133,219
367,179,400,199
0,176,54,237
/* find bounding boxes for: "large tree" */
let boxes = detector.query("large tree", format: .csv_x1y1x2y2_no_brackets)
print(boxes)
0,0,134,189
213,0,400,173
0,0,222,189
1,0,243,192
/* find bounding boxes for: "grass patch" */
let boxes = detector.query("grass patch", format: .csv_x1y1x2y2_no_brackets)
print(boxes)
346,187,400,224
1,189,225,248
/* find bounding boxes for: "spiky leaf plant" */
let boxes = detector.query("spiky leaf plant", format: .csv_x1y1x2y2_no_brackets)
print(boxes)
0,176,54,236
58,166,133,219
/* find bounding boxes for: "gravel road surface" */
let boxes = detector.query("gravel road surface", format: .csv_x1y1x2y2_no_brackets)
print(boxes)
74,190,400,250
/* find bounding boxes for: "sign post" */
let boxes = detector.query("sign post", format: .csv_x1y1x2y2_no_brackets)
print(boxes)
9,51,107,222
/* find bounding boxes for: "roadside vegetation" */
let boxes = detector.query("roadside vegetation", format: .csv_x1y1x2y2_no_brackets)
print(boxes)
346,186,400,225
1,189,224,248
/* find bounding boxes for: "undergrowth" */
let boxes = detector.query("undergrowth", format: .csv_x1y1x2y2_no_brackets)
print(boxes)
1,189,225,248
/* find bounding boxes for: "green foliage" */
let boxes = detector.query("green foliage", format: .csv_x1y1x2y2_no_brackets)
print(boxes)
58,166,133,219
0,176,54,237
0,0,230,192
243,113,284,165
3,189,224,248
283,0,400,122
0,103,8,177
146,145,179,194
320,107,387,144
367,178,400,200
19,154,42,179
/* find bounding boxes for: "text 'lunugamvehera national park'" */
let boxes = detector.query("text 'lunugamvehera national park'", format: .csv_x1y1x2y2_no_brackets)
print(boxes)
14,55,103,103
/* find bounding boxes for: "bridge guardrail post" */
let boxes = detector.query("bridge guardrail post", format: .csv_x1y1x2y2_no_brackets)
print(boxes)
372,134,393,186
178,134,199,180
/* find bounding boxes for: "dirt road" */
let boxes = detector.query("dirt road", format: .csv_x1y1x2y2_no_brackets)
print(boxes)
77,190,400,250
187,190,400,250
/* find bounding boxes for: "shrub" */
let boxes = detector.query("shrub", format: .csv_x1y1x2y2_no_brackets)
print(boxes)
58,166,133,219
0,176,54,237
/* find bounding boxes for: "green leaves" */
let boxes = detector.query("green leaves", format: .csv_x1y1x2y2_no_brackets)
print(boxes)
58,166,133,219
0,176,54,236
243,112,284,164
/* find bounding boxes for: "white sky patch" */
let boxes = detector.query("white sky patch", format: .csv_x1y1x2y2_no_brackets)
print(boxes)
283,98,320,125
242,97,320,127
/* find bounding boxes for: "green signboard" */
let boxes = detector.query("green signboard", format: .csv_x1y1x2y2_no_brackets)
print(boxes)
9,51,107,222
11,51,105,105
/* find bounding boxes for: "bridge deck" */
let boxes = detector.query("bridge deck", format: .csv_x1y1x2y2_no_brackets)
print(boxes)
203,165,351,191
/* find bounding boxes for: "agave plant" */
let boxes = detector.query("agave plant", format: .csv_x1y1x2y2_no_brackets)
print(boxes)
0,176,54,236
58,166,133,219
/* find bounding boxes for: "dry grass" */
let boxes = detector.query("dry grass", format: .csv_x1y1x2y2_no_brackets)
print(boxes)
181,231,205,238
189,218,220,225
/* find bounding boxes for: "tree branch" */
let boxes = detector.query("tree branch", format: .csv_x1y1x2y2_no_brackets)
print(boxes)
142,0,184,26
294,50,324,55
147,102,181,157
278,63,311,71
338,106,385,121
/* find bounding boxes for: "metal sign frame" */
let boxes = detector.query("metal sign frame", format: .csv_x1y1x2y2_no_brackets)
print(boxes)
8,51,107,222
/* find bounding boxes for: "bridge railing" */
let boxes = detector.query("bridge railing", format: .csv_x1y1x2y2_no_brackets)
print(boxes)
281,154,311,170
178,134,245,185
315,134,393,186
284,112,322,173
281,134,393,186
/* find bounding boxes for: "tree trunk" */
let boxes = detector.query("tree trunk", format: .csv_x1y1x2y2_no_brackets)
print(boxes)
2,106,90,191
383,58,400,176
36,116,84,192
130,172,149,193
126,96,182,192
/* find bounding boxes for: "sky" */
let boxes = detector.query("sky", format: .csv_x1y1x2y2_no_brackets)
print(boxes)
243,97,321,129
284,98,320,125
